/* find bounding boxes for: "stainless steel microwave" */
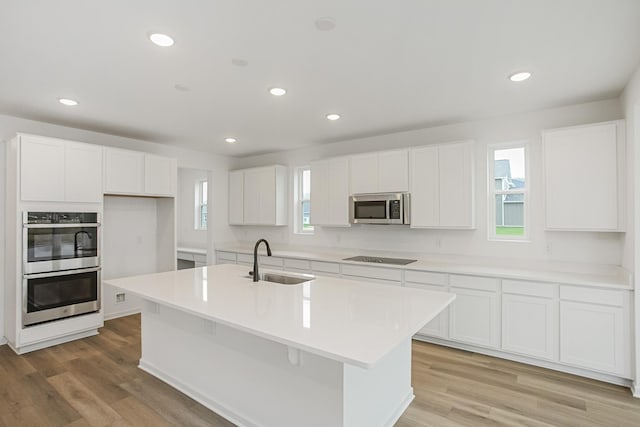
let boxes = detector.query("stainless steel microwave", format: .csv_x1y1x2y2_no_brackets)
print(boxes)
349,193,411,225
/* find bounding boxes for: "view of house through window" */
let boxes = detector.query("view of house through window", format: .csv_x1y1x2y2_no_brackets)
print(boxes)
490,145,527,239
297,167,313,233
195,180,207,230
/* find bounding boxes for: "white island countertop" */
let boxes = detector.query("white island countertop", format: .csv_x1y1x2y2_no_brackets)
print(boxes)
104,263,455,368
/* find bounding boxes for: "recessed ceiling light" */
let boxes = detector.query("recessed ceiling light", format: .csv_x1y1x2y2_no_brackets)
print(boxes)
326,113,341,121
509,71,531,82
315,17,336,31
58,98,78,106
149,33,174,47
269,87,287,96
225,137,237,144
231,58,249,67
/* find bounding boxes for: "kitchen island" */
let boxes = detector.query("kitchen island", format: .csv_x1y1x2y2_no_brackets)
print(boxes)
104,263,455,427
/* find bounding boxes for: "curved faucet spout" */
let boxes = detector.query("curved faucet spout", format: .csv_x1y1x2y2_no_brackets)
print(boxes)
253,239,272,282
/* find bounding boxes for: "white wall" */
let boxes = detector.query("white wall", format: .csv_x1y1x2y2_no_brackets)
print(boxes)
232,99,625,265
0,113,234,339
177,168,208,249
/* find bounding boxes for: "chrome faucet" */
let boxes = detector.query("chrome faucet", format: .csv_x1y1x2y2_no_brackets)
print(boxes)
253,239,272,282
74,230,92,252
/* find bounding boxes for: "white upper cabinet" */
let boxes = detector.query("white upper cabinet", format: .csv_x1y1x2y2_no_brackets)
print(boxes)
104,148,176,197
542,120,625,231
144,154,177,196
228,170,244,225
20,134,103,203
104,148,144,194
229,165,287,226
410,141,475,228
310,157,350,226
350,150,409,194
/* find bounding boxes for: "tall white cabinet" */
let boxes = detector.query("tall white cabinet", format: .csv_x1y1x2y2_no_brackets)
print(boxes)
542,120,625,231
228,165,287,226
410,141,475,228
310,157,350,226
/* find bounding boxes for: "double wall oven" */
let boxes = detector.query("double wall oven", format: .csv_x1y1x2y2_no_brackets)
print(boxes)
22,212,101,327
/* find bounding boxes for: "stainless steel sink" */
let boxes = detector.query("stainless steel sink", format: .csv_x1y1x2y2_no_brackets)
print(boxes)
247,272,315,285
343,255,417,265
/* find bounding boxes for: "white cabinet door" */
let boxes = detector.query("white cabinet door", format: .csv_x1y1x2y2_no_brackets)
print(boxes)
104,148,144,194
410,146,439,227
350,153,378,194
502,294,557,360
378,150,409,192
405,282,449,338
560,301,626,376
543,121,623,231
410,141,475,229
228,170,244,225
20,135,66,202
144,154,176,196
439,142,474,228
243,169,262,224
258,168,277,224
450,287,499,348
310,160,329,225
311,158,350,226
65,142,103,203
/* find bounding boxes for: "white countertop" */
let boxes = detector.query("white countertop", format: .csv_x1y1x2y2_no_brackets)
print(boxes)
215,243,632,290
104,264,455,368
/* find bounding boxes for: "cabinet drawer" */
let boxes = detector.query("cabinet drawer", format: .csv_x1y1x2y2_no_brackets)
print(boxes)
560,286,625,307
404,270,447,286
177,251,194,261
284,258,311,271
311,261,340,275
449,274,499,292
346,276,402,287
341,264,402,282
216,251,237,263
193,253,207,264
503,280,556,298
237,254,253,265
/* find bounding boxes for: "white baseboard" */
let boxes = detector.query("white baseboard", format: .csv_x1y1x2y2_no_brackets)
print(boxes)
103,308,141,321
632,381,640,398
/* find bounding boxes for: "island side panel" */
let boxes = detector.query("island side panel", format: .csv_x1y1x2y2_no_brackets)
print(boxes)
138,300,344,427
343,339,414,427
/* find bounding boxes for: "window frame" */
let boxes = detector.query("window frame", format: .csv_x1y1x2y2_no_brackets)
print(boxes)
294,166,314,235
487,141,530,242
194,179,208,230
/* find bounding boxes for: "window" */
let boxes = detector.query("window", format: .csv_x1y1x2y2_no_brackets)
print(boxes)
488,143,528,240
195,180,207,230
295,166,313,234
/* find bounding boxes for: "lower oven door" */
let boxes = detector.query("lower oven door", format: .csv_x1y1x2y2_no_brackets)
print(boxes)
23,267,101,327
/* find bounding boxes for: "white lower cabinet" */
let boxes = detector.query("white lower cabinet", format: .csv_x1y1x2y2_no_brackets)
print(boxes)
502,294,557,360
559,286,630,376
449,275,500,348
405,270,449,339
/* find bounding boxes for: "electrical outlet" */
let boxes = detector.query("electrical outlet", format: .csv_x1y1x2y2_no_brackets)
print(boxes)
116,292,126,303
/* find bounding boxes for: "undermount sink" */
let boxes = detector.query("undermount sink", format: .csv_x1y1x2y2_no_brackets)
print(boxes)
247,272,315,285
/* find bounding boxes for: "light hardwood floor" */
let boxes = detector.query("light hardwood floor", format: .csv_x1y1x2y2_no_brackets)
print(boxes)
0,315,639,426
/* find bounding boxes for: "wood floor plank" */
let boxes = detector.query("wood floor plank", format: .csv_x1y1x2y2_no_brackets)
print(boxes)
47,372,124,427
1,315,639,427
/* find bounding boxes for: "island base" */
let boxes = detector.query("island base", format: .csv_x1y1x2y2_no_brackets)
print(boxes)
138,300,414,427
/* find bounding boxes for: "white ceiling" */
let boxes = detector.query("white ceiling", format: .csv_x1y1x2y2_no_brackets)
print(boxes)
1,0,639,157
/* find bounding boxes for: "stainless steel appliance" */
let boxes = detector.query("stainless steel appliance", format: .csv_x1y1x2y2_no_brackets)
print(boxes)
23,267,101,327
342,255,417,265
349,193,411,225
23,212,100,274
22,211,101,327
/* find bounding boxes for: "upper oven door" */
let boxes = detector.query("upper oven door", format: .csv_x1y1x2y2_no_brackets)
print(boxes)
23,224,100,274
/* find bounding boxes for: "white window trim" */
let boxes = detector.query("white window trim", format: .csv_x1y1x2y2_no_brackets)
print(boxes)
487,141,530,242
194,179,207,230
294,166,313,235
